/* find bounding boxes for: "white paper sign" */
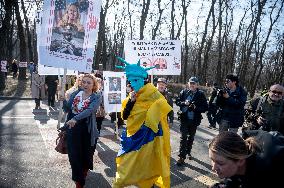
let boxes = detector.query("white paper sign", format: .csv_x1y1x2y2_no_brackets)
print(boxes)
39,0,101,73
103,71,127,113
38,64,78,75
19,62,27,67
124,40,181,75
36,10,77,76
1,60,7,72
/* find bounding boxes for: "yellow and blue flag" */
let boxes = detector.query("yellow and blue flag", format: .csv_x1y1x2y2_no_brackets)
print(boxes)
113,83,172,188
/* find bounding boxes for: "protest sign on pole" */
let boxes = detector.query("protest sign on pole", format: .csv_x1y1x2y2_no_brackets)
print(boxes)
19,62,28,68
1,61,7,72
124,40,181,75
103,71,127,113
36,10,77,76
39,0,101,73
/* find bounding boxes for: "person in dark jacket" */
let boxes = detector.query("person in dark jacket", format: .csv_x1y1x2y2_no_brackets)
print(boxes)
209,130,284,188
207,83,218,128
11,59,18,78
156,77,174,123
215,74,247,133
45,75,59,107
175,76,208,166
244,84,284,132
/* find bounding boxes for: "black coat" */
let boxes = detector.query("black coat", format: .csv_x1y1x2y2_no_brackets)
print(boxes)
211,130,284,188
176,88,208,124
215,86,247,128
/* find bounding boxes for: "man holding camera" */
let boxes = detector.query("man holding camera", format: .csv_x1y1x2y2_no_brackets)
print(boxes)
245,84,284,133
215,74,247,133
175,77,208,166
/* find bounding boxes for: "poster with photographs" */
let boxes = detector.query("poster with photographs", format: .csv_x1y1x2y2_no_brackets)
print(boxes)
103,71,126,113
39,0,101,73
36,10,77,75
124,40,181,75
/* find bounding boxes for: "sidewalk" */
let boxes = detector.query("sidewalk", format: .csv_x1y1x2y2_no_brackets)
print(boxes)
1,74,33,100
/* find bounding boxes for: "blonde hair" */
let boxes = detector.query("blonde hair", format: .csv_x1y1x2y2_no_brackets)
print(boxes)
57,4,84,32
82,74,98,93
209,131,261,161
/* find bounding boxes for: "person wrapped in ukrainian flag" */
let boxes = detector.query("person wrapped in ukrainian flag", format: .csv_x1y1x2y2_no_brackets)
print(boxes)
113,57,172,188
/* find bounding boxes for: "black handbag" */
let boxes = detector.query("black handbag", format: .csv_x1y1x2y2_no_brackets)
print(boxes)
55,128,68,154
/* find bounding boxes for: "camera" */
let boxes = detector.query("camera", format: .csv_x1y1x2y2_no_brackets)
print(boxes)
177,110,182,120
216,88,228,96
182,100,195,111
188,101,195,111
244,108,270,131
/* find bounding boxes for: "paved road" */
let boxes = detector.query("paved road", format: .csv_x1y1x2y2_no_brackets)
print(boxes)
0,99,220,188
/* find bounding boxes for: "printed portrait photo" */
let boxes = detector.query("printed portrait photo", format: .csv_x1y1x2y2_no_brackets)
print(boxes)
109,77,121,91
50,0,89,57
108,93,121,104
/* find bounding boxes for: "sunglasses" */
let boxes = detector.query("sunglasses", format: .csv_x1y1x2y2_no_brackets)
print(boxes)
270,90,283,95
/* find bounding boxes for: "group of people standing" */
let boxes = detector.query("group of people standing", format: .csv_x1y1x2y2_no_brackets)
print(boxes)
29,59,284,188
173,74,284,188
31,68,59,109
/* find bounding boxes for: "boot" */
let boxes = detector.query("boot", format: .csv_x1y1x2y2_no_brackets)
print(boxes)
176,157,185,166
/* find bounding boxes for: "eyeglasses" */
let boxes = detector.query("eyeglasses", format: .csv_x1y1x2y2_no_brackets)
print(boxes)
225,79,231,83
270,90,283,95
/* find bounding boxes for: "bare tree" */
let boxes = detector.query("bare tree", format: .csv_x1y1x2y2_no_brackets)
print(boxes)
238,0,267,85
20,0,33,62
0,0,13,93
195,0,217,83
95,0,118,70
152,0,166,40
170,0,175,39
128,0,133,39
250,0,284,97
181,0,191,83
14,0,27,80
139,0,151,39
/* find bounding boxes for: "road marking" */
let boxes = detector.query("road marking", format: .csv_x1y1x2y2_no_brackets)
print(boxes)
194,175,219,186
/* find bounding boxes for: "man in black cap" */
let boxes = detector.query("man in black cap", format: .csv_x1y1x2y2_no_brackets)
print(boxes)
175,76,208,166
156,78,174,123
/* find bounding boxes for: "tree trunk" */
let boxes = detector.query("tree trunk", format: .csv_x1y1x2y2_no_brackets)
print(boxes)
239,0,267,85
14,0,27,80
0,0,13,93
196,0,216,83
182,0,189,83
139,0,151,40
170,0,175,39
21,0,33,62
152,0,164,40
